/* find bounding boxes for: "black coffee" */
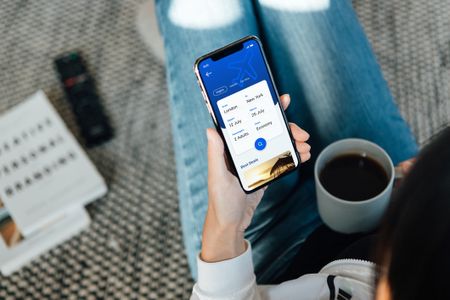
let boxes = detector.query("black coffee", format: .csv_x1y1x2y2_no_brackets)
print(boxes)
319,154,389,202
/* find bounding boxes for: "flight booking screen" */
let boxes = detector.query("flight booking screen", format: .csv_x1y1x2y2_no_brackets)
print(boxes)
199,39,298,191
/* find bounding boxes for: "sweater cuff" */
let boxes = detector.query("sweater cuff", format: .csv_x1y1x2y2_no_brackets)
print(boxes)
197,240,254,294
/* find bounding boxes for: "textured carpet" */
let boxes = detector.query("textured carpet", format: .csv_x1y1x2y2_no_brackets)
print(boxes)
0,0,448,299
354,0,450,144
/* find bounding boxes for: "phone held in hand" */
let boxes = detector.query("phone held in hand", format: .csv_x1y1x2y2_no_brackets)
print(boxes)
194,36,300,193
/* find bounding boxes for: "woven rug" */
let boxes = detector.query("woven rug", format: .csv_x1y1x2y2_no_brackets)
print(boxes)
354,0,450,144
0,0,448,299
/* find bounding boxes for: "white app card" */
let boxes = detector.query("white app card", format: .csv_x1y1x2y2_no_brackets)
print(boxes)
217,80,282,155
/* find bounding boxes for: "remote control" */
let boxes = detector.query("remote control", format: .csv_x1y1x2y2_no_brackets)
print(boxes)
54,52,113,148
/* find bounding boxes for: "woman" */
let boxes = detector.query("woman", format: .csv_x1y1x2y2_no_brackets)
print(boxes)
154,0,418,282
375,127,450,299
191,125,449,299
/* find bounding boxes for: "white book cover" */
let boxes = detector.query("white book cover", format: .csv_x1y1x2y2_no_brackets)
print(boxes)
0,91,107,275
0,91,107,236
0,207,90,276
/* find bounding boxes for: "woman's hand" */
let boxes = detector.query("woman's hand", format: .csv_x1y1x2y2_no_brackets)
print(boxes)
201,94,311,262
394,158,416,187
397,158,415,175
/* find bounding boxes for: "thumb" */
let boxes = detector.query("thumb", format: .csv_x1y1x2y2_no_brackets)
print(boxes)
207,128,230,178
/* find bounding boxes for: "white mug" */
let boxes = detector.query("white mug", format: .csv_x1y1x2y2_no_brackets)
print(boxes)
314,139,395,234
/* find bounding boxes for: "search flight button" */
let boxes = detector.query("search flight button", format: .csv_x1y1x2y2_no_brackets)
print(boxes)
255,138,267,151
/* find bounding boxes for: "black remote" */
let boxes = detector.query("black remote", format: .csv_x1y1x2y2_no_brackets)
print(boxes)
54,52,113,148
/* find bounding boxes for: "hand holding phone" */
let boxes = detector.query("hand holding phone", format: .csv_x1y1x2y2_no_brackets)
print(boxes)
201,94,311,263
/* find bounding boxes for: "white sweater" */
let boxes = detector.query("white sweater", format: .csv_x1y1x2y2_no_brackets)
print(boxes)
191,242,375,300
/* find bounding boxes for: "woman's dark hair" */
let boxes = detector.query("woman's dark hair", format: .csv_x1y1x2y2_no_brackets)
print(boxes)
376,127,450,299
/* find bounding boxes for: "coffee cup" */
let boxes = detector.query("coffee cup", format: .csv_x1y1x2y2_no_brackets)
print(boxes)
314,139,396,234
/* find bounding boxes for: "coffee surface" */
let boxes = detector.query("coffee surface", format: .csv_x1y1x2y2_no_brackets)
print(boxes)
319,154,389,202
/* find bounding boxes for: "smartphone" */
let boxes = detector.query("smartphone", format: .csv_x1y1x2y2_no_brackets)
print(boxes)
194,36,300,193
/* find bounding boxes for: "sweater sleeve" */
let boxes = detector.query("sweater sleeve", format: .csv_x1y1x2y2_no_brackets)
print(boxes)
190,241,261,300
189,242,374,300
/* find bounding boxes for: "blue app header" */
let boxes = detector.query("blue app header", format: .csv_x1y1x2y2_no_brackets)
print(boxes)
199,39,278,128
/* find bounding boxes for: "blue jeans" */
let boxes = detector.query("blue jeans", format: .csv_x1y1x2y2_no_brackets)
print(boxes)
156,0,418,283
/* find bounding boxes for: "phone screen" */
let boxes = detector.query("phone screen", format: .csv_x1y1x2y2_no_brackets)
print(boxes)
197,37,299,192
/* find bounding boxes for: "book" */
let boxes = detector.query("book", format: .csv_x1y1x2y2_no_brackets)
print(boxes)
0,91,107,275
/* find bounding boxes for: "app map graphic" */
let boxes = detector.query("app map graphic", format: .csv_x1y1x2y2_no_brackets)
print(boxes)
228,51,257,87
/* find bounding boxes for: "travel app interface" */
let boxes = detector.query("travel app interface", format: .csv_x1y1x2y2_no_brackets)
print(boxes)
199,39,298,191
